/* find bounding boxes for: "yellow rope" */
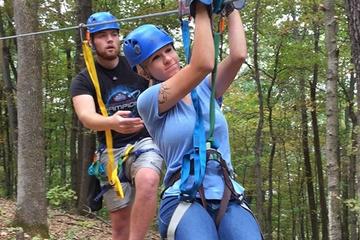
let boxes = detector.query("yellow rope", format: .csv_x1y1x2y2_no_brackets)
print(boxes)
82,41,124,198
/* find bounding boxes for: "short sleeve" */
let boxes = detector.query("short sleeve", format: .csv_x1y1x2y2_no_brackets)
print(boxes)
137,84,164,134
70,70,94,98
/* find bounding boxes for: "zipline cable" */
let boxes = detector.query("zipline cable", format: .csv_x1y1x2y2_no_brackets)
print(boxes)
0,9,178,41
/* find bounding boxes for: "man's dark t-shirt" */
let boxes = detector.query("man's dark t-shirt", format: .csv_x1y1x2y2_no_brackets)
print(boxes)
70,56,150,148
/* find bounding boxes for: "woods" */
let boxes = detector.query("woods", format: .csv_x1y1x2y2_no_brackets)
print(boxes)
0,0,360,239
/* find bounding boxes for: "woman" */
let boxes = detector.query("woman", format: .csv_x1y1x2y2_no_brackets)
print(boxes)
123,1,262,239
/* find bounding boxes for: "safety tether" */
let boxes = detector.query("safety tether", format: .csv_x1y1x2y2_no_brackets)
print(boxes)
82,41,124,199
208,17,224,147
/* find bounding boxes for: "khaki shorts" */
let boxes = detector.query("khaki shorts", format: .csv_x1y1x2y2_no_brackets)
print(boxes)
97,137,163,212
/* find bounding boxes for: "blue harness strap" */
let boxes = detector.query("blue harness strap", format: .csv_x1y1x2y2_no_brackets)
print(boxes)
179,89,207,200
181,19,191,64
178,18,207,201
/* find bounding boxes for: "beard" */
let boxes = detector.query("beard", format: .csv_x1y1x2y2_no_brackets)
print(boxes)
96,47,119,61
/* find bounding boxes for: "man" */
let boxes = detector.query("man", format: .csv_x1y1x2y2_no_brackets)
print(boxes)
70,12,163,240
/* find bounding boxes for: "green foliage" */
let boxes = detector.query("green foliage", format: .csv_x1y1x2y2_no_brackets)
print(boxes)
46,184,77,208
78,220,95,228
64,226,79,240
344,198,360,214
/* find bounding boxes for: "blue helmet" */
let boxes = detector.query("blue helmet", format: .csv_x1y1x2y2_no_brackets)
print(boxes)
123,24,173,69
87,12,120,34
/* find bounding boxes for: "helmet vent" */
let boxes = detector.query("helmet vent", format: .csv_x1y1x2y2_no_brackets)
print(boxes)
134,44,141,55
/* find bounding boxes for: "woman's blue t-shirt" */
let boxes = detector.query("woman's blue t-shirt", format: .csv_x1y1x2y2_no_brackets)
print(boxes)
137,77,244,199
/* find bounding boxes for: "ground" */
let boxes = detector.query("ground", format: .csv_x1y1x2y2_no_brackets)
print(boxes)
0,198,160,240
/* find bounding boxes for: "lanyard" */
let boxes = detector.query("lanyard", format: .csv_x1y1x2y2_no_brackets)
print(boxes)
82,41,124,199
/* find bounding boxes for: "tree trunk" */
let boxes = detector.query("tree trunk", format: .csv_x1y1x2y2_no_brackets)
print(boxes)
276,174,281,240
70,111,80,193
339,70,356,240
77,131,96,211
310,5,329,238
299,76,319,240
72,0,92,212
324,0,342,239
13,0,48,237
74,0,91,74
299,187,306,240
252,0,265,229
282,140,296,239
348,127,358,240
345,69,358,240
266,42,281,239
61,47,72,184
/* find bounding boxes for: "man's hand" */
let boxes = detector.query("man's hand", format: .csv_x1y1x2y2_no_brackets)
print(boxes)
109,110,145,134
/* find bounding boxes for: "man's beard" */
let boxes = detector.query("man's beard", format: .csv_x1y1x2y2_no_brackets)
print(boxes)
96,48,119,60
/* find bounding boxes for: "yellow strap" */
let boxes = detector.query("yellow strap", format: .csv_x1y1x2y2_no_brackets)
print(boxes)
82,41,124,198
122,144,135,162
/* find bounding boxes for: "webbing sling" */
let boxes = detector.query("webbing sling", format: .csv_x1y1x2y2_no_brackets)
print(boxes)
208,31,220,147
82,41,124,198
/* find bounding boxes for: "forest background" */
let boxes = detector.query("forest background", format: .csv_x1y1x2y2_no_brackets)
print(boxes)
0,0,359,239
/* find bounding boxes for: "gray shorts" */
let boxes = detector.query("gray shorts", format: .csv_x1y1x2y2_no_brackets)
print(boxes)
97,137,163,212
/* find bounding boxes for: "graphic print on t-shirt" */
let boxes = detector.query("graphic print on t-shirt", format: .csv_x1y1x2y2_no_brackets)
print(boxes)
106,86,141,117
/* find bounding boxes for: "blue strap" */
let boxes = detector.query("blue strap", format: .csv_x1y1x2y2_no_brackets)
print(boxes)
132,148,162,158
181,19,191,64
179,90,207,200
94,184,112,202
179,19,207,200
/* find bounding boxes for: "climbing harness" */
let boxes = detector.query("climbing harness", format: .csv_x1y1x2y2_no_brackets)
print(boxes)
166,1,246,239
88,144,162,202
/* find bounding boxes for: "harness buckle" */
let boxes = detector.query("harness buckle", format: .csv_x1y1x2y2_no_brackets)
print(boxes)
238,193,244,202
179,193,194,203
194,147,199,153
